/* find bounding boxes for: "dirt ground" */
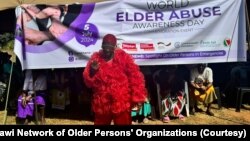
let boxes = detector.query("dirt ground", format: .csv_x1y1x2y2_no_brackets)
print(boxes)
0,104,249,125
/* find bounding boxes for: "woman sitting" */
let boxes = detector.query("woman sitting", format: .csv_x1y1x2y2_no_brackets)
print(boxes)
131,97,152,124
156,65,186,123
189,64,217,116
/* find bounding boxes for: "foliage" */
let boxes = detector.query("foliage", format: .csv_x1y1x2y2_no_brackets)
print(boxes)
0,32,15,62
0,32,14,50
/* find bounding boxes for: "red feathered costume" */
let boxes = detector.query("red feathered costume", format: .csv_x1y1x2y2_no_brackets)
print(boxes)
83,38,146,125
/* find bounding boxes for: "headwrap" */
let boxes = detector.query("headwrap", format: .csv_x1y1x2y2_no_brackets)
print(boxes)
198,63,207,67
102,34,117,46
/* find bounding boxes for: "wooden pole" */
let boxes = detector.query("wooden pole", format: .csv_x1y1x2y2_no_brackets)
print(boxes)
246,0,250,50
2,62,13,124
33,71,39,125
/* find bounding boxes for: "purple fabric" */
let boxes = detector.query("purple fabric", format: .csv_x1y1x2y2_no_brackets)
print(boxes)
17,92,46,118
36,92,46,106
17,96,34,118
35,96,45,105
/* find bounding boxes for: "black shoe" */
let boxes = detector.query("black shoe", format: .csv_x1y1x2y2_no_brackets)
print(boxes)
190,110,195,115
148,117,156,121
195,107,204,112
190,108,195,115
206,110,214,116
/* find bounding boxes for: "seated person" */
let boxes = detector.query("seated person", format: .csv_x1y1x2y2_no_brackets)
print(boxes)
156,65,186,123
131,97,152,124
189,64,217,116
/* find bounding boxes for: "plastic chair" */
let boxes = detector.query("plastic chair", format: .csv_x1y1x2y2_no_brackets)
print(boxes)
233,67,250,112
155,82,190,118
184,81,190,117
214,87,222,109
235,87,250,112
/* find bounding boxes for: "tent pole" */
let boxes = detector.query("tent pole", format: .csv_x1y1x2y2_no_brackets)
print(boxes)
32,71,39,125
246,0,250,49
34,87,39,125
2,62,14,124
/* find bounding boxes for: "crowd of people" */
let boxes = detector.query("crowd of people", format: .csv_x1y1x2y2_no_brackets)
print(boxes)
10,2,250,125
1,33,249,125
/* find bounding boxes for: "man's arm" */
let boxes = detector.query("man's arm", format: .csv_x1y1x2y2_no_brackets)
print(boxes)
123,51,146,104
203,68,213,90
83,53,100,88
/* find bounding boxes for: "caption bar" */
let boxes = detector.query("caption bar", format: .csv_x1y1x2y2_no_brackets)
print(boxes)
0,128,247,138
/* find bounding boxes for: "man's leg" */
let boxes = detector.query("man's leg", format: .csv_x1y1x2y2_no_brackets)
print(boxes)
189,89,196,115
113,111,131,125
94,113,112,125
39,106,46,124
196,100,204,112
206,103,214,116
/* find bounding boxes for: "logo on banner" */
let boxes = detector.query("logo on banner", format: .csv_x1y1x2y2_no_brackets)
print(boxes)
68,51,74,62
200,40,221,47
75,23,99,47
174,42,199,48
140,43,155,51
122,43,137,51
224,38,231,47
157,42,171,49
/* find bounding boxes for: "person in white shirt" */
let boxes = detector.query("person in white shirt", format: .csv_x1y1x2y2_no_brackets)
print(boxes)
189,64,217,116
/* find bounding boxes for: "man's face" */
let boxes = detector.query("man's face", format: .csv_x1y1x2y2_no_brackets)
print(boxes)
102,43,115,60
197,64,205,74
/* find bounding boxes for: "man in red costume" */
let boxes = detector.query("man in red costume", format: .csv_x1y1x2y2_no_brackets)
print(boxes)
83,34,147,125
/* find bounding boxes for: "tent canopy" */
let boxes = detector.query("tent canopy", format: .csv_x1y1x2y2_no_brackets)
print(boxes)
0,0,107,11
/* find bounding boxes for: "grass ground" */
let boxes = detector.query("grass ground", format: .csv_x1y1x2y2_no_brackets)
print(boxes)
0,104,249,125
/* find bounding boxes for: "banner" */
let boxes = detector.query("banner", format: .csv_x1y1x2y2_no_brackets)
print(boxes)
14,0,247,69
0,0,106,11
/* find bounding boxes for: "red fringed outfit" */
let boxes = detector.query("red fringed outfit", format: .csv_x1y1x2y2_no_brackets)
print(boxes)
83,49,147,125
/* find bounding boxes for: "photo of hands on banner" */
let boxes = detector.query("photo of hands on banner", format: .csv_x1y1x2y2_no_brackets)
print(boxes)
13,0,246,70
